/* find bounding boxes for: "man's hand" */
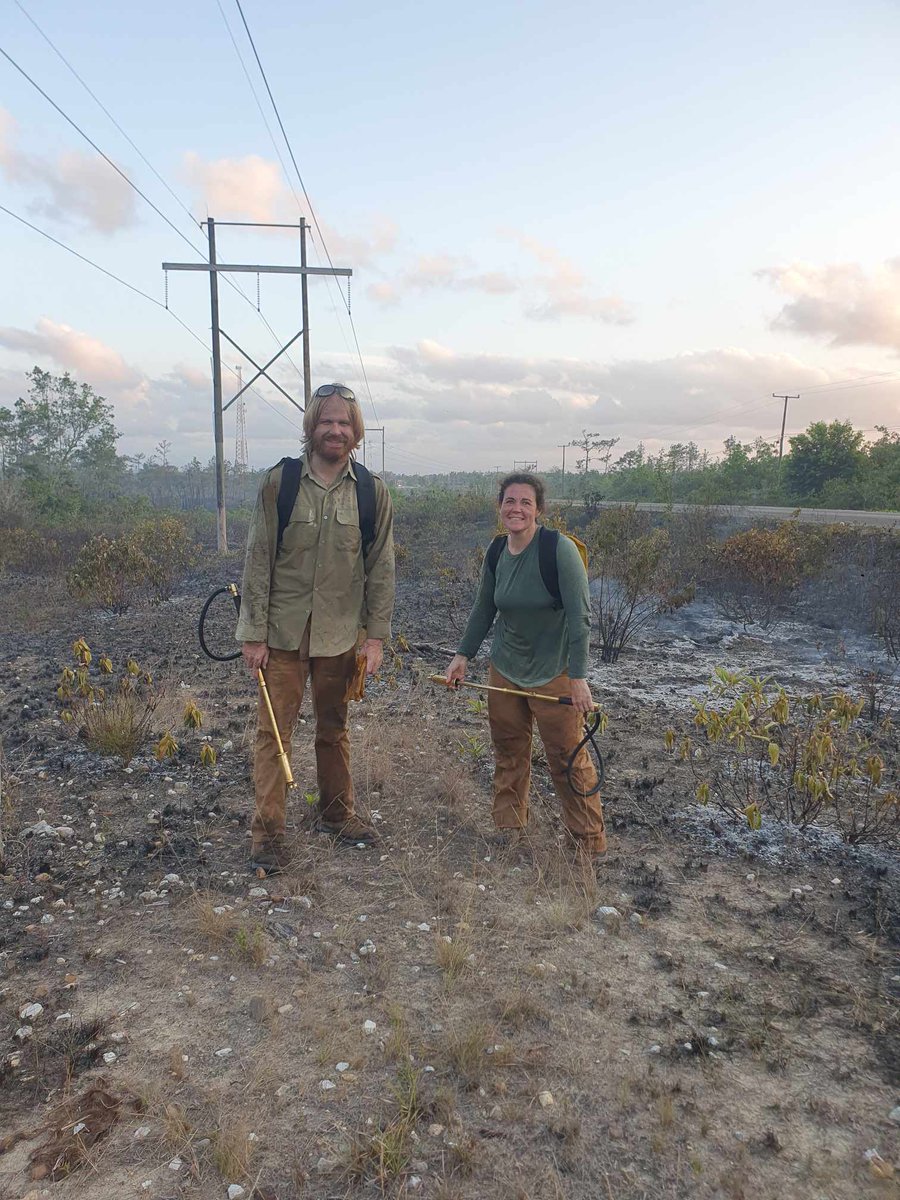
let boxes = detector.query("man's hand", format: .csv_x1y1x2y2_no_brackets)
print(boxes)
242,641,270,675
569,678,595,714
362,638,383,676
445,654,468,686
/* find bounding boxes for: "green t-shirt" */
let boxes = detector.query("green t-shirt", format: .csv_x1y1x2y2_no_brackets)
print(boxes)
457,530,592,688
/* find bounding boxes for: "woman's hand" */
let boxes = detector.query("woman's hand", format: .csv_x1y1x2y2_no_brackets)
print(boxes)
569,678,594,714
242,641,270,675
445,654,468,687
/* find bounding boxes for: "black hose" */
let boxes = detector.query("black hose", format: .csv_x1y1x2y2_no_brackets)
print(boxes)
198,585,243,662
566,710,605,797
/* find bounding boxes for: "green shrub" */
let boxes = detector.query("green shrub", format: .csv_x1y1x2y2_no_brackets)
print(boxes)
68,517,199,611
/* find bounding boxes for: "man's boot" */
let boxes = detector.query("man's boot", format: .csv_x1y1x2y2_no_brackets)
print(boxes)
249,833,293,874
317,812,376,844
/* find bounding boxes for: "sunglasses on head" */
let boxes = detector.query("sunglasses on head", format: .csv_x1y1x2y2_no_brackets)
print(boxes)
313,384,356,402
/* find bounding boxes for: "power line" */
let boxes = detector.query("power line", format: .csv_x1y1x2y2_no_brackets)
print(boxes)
230,0,381,425
1,27,303,381
0,202,302,434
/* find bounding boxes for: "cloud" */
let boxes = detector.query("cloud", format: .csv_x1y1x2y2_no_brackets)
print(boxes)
0,108,138,234
181,152,396,265
759,260,900,352
512,233,634,324
380,339,898,449
367,233,633,324
0,318,141,387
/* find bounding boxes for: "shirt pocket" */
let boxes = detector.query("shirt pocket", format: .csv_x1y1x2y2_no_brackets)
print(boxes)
334,504,362,552
280,506,318,552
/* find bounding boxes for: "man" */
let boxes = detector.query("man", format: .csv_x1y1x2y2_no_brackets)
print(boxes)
237,383,395,872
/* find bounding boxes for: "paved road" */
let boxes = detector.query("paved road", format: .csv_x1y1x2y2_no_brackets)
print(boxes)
547,500,899,528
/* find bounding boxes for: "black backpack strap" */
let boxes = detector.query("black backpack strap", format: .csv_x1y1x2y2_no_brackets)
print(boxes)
354,461,377,556
485,534,507,577
276,456,302,549
538,526,562,607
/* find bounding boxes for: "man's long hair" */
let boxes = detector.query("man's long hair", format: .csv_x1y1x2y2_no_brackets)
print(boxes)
302,386,365,454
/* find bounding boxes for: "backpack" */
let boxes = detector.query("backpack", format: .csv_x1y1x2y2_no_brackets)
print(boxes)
275,456,378,556
485,526,588,608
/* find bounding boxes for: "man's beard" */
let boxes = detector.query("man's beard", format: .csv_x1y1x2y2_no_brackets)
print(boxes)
313,431,352,461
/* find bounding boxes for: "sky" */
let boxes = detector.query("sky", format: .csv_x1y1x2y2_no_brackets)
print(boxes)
1,0,899,476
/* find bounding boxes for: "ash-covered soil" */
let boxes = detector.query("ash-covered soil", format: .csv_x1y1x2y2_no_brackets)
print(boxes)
1,561,898,1200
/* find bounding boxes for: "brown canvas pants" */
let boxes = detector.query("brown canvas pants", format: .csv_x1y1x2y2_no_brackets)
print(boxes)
487,664,606,855
251,623,357,847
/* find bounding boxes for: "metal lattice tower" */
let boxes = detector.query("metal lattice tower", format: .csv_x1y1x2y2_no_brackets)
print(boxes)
234,365,248,473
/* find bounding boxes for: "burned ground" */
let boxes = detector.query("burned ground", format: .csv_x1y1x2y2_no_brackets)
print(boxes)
0,540,898,1200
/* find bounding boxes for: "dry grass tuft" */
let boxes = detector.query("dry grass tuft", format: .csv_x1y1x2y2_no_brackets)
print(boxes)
211,1113,255,1181
435,926,476,987
442,1017,499,1090
162,1102,194,1149
187,892,237,944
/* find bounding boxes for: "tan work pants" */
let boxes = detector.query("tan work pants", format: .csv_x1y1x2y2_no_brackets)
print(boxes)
487,664,606,855
251,624,357,846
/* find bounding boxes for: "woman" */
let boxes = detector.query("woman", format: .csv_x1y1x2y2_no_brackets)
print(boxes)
445,473,606,858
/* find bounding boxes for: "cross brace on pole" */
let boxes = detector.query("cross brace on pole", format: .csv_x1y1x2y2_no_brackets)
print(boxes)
220,328,305,412
162,216,352,552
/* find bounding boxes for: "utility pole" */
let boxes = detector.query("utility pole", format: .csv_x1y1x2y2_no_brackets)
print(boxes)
557,443,567,497
300,217,311,407
208,218,226,552
164,218,351,552
364,427,385,474
773,393,799,461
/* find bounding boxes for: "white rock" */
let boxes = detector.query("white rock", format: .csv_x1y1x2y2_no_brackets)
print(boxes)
358,939,377,956
417,922,431,932
103,1051,117,1065
336,1062,350,1072
831,877,841,886
297,895,313,909
73,1122,88,1135
227,1186,246,1200
538,1091,554,1108
15,1026,33,1041
24,820,59,838
409,1177,422,1190
249,887,267,898
19,1002,44,1021
428,1123,444,1136
169,1157,183,1170
889,1106,900,1126
319,1079,336,1091
134,1126,151,1141
215,1047,233,1058
648,1044,661,1054
363,1019,377,1035
790,887,803,900
277,1004,293,1015
712,963,728,972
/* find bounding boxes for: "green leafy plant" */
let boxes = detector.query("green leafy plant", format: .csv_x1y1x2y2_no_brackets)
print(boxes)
457,733,487,762
665,668,899,845
57,642,159,764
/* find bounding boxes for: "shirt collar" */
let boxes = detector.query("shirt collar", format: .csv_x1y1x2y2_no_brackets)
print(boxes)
301,455,357,483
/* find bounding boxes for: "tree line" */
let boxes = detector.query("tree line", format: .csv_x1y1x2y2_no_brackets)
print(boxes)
0,368,897,520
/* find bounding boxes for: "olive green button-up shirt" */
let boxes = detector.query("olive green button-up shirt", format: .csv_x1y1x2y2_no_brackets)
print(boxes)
236,458,395,656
